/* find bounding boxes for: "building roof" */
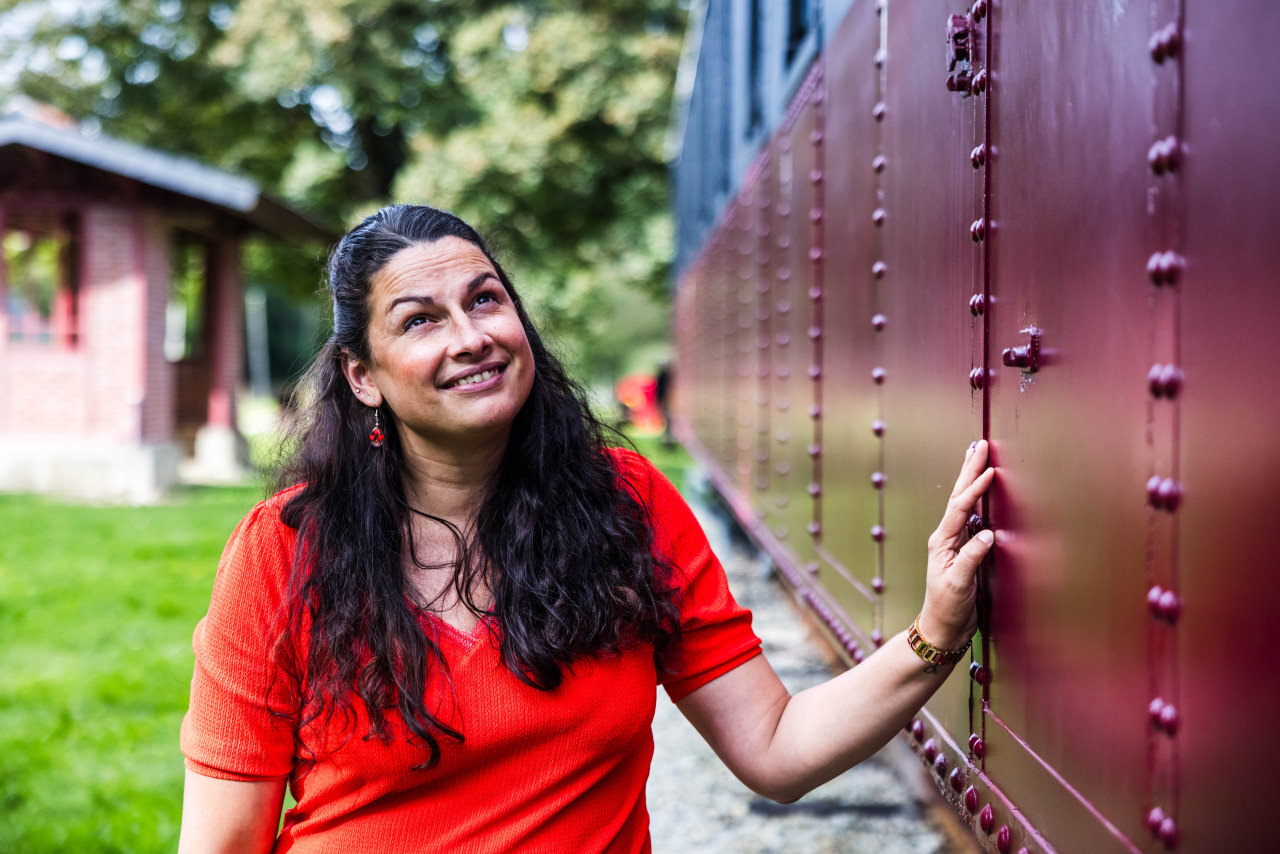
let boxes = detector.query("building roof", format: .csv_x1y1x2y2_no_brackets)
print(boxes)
0,111,338,243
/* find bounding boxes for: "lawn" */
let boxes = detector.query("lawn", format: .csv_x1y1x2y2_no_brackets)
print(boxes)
0,484,263,853
0,438,691,852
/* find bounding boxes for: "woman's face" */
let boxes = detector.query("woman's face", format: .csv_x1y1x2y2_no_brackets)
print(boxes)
342,237,536,459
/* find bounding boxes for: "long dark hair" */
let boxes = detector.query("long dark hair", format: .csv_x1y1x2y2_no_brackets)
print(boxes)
272,204,680,768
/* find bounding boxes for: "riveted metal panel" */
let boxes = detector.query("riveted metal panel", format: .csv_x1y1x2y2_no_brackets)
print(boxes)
1177,3,1280,851
672,0,1280,850
817,0,884,652
880,0,986,753
975,1,1160,850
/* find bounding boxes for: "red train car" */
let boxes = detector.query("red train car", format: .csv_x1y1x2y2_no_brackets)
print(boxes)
670,2,1280,851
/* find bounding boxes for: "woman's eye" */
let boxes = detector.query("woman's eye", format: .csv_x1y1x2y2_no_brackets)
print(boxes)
473,292,498,307
403,315,430,330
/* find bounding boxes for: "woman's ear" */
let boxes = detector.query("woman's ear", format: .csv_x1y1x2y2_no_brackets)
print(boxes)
341,351,383,409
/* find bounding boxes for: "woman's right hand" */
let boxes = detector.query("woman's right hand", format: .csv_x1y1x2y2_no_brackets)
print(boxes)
917,440,996,651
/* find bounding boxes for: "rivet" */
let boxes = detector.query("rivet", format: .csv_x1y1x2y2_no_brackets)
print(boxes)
1146,474,1164,507
871,576,885,593
1156,251,1185,286
872,367,887,384
871,524,885,542
1148,697,1167,726
871,629,884,646
872,313,887,331
1158,817,1178,848
1158,703,1180,735
969,661,990,686
809,404,821,418
1157,589,1182,623
809,207,823,222
776,365,790,379
776,332,790,346
809,130,824,145
969,367,986,390
807,521,821,536
808,364,822,380
808,325,822,340
970,218,987,242
911,719,925,741
852,646,865,664
1157,478,1182,511
972,0,988,21
809,168,824,184
776,203,790,217
950,767,965,792
808,482,822,497
966,513,985,538
969,734,986,759
1150,23,1181,64
872,208,887,227
934,754,948,776
1148,136,1182,174
777,299,791,314
996,825,1012,853
875,0,885,15
979,804,996,834
1146,807,1166,833
872,260,888,278
874,48,887,69
1147,584,1165,617
923,737,938,762
807,443,821,458
1158,364,1183,398
873,101,887,122
973,68,989,94
871,471,886,489
809,246,824,261
971,143,988,168
964,786,980,813
872,154,887,174
807,561,820,575
809,286,823,301
872,420,886,437
970,294,986,316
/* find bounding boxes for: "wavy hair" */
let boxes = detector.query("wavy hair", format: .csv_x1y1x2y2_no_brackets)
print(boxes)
272,204,680,768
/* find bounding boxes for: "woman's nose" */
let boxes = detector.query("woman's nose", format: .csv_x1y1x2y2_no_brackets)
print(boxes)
449,314,491,356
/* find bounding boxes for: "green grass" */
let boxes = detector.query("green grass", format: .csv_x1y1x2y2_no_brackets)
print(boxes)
0,485,263,853
0,437,695,852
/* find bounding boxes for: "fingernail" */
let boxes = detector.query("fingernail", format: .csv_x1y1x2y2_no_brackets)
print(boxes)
976,530,994,545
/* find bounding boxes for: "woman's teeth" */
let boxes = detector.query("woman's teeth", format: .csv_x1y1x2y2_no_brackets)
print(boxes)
454,369,498,387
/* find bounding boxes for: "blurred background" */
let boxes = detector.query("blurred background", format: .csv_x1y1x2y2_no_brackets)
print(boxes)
0,1,690,849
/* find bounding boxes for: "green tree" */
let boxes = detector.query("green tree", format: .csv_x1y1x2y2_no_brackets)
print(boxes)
4,0,684,381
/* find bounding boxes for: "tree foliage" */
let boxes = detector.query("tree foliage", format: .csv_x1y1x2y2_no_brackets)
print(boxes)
3,0,685,381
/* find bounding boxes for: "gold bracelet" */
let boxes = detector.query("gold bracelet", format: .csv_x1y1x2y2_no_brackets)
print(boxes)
907,616,971,667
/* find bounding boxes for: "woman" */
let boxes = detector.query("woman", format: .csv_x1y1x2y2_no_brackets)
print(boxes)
178,204,995,852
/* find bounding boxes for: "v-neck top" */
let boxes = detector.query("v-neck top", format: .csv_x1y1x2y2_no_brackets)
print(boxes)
180,449,761,853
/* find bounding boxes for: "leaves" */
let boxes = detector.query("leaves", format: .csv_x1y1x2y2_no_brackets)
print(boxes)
3,0,685,380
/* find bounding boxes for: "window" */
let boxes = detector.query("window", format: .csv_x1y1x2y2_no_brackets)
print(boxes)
164,237,208,362
787,0,811,67
4,212,80,346
747,0,764,133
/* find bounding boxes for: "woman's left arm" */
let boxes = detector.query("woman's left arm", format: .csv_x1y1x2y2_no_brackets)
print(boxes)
676,440,996,804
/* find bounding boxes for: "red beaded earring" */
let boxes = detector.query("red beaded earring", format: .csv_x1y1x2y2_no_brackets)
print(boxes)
368,407,385,447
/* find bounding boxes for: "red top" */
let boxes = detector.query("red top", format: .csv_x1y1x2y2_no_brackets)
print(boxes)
180,449,761,853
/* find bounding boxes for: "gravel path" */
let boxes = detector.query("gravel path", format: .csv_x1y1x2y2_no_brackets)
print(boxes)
646,483,962,854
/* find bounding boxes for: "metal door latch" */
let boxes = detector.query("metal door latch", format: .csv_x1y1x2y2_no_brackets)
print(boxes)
946,14,974,93
1002,327,1042,373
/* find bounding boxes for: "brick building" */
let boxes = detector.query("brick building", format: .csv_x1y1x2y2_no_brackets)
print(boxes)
0,109,335,501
